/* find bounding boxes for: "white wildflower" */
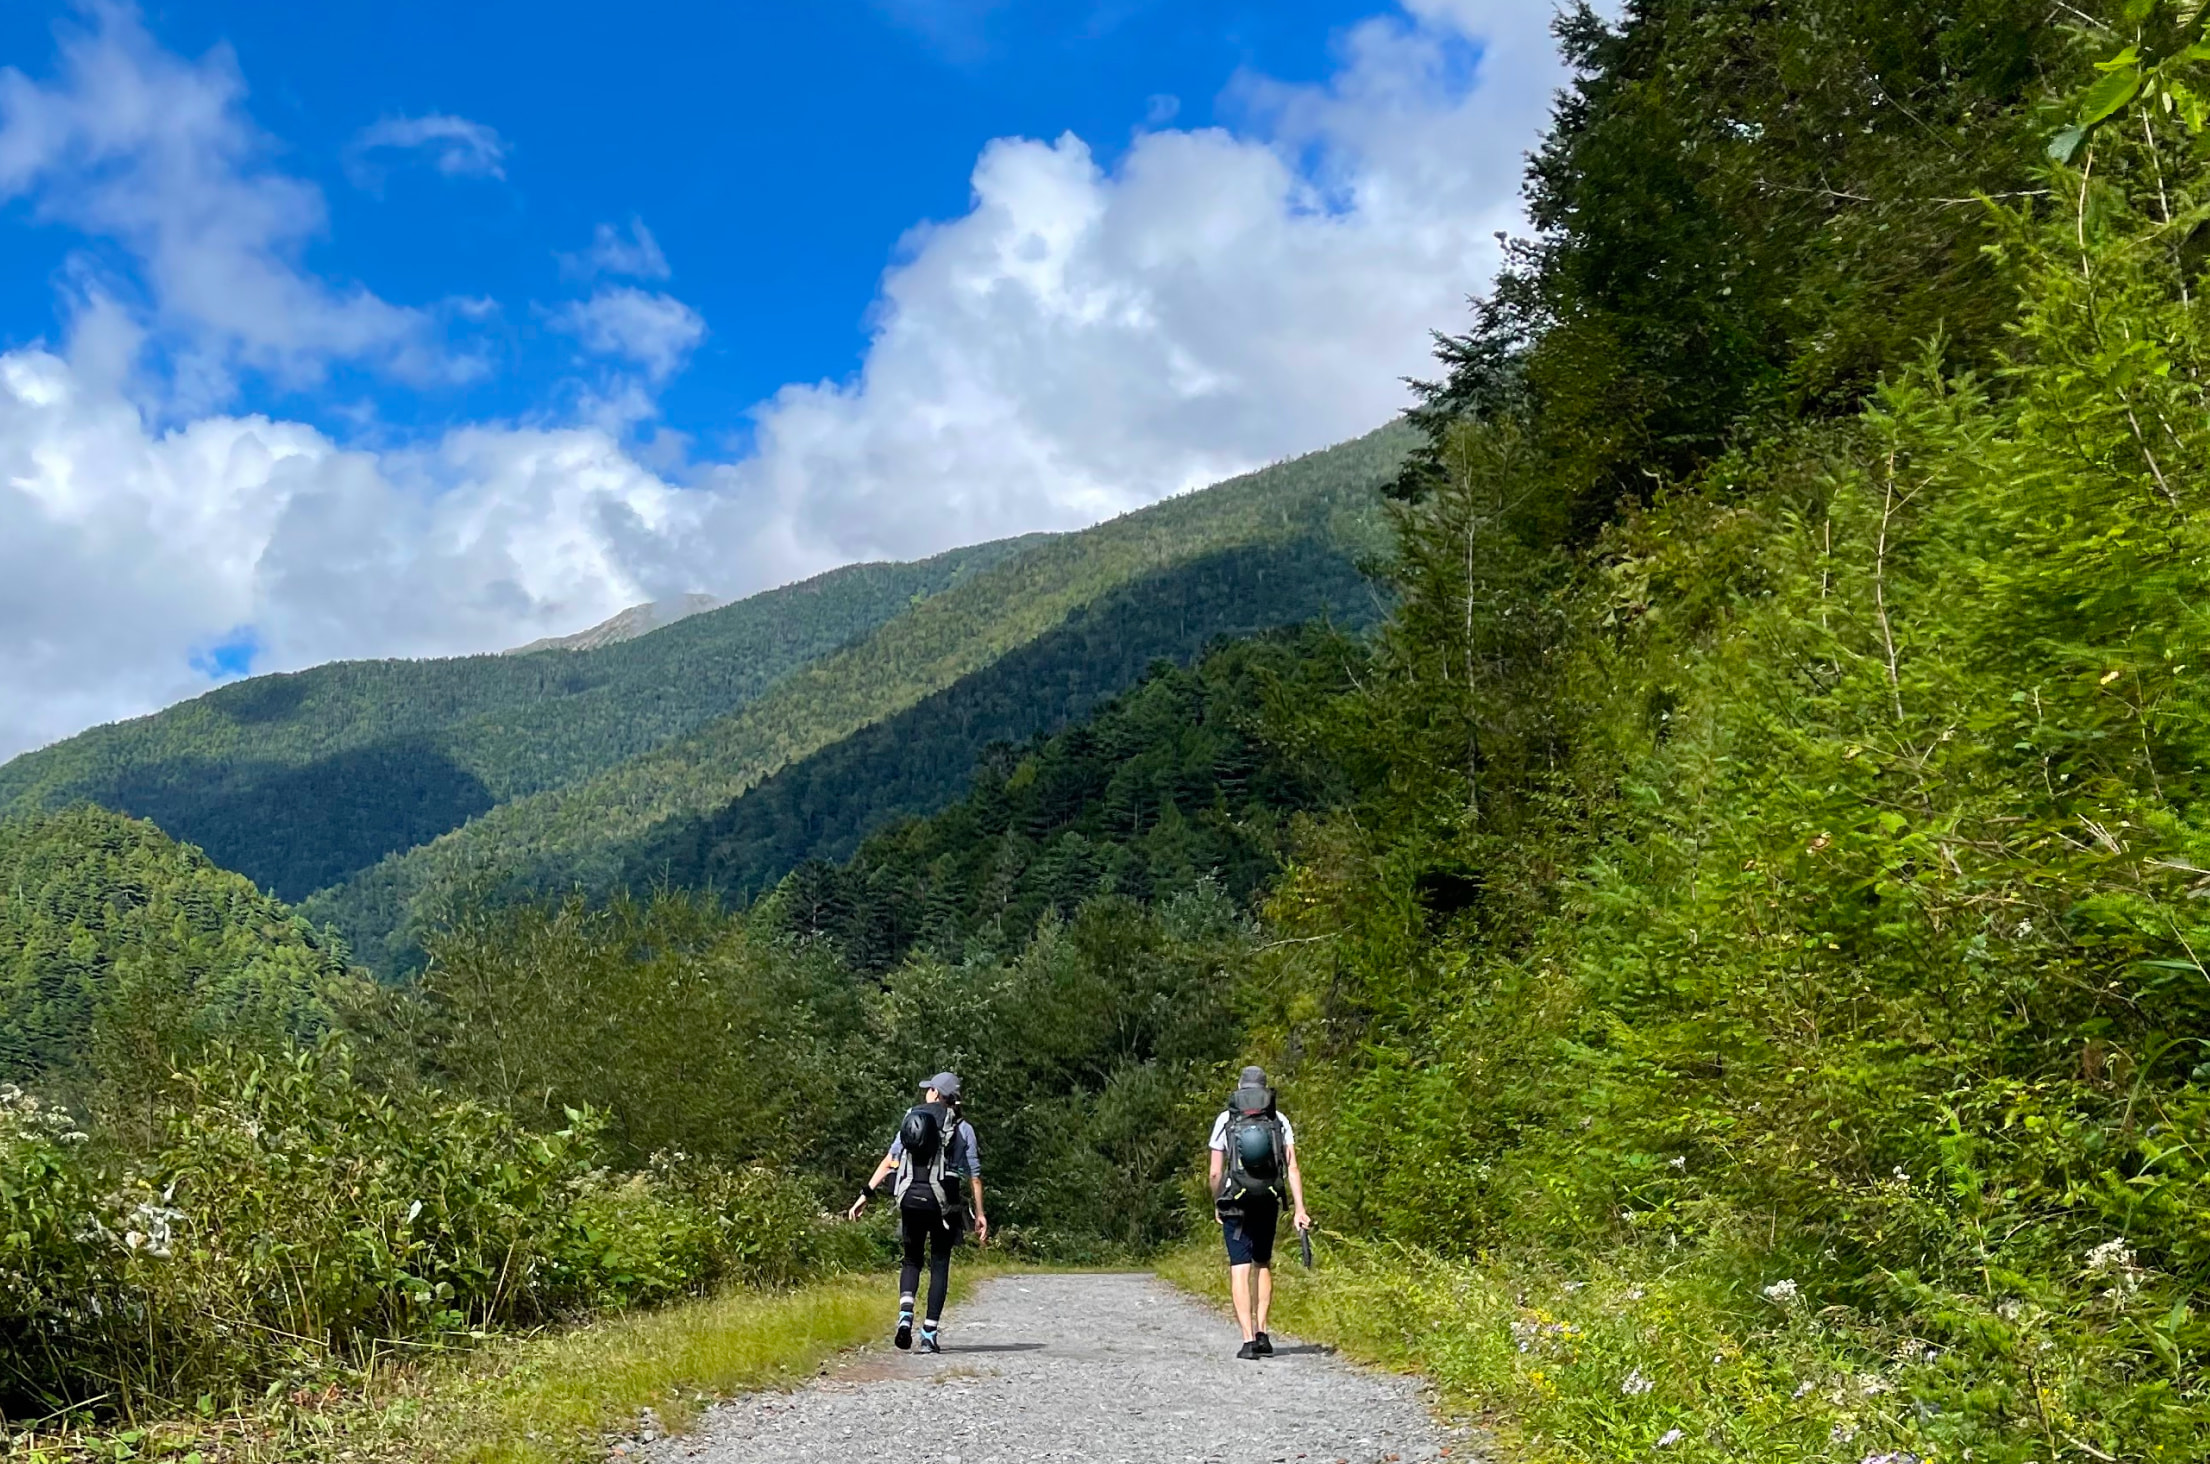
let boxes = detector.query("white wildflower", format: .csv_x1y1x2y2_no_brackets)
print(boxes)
1621,1368,1654,1396
1859,1374,1893,1396
1863,1454,1921,1464
120,1202,183,1259
2085,1238,2134,1274
1996,1299,2024,1322
1668,1155,1687,1170
1626,1287,1645,1301
1793,1379,1816,1399
1655,1429,1684,1448
1830,1421,1857,1445
1762,1278,1800,1304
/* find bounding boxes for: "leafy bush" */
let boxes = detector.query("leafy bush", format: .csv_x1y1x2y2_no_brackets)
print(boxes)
0,1041,841,1418
1257,16,2210,1455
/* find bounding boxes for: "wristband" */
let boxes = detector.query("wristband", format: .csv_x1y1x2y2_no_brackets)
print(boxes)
864,1182,879,1198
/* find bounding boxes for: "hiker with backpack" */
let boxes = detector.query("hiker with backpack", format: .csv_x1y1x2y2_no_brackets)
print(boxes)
1209,1064,1310,1360
846,1072,987,1353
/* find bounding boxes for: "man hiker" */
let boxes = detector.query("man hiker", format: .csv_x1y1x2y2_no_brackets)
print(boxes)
848,1071,988,1353
1209,1064,1310,1360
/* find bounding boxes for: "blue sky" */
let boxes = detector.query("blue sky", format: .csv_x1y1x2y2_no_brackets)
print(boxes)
0,0,1382,446
0,0,1567,758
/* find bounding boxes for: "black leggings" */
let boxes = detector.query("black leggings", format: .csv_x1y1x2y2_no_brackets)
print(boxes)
899,1202,961,1322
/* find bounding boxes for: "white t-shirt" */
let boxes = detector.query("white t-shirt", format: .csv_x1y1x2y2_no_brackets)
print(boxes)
1209,1109,1295,1152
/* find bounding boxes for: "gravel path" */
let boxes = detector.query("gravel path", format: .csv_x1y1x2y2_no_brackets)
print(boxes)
647,1271,1469,1464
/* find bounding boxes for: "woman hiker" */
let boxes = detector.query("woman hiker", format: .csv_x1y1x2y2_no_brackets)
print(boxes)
848,1071,988,1352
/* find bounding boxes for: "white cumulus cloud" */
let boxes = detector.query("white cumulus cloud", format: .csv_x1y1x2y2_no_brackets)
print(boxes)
0,3,465,399
0,345,709,758
0,0,1570,762
348,112,508,184
729,0,1558,560
550,286,707,381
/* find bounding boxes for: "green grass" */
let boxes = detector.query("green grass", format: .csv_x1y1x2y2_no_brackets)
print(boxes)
417,1273,891,1464
1158,1239,1961,1464
4,1268,995,1464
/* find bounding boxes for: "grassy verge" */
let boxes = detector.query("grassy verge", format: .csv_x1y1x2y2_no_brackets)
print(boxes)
7,1266,986,1464
1158,1239,1973,1464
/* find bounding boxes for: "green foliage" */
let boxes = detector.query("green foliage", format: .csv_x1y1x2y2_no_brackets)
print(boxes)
1401,0,2066,524
303,425,1408,974
0,1041,838,1419
385,892,860,1171
1260,18,2210,1454
0,541,1037,903
0,807,347,1113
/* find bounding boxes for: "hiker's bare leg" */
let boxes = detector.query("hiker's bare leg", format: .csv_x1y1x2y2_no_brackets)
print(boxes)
1255,1263,1274,1334
1228,1261,1256,1341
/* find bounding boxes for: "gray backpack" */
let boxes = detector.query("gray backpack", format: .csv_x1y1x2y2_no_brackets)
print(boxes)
1218,1085,1286,1204
894,1101,957,1210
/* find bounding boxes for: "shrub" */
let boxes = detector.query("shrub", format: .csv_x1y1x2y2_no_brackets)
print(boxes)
0,1041,848,1419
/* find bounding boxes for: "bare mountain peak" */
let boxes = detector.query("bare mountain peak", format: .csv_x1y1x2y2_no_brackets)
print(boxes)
508,593,724,655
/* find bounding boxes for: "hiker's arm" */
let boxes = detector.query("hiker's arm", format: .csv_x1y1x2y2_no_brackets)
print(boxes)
846,1153,897,1221
970,1175,988,1246
1208,1146,1224,1216
1286,1146,1311,1231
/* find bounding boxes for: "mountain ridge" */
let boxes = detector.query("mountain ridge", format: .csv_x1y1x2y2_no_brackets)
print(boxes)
0,536,1045,900
303,425,1411,971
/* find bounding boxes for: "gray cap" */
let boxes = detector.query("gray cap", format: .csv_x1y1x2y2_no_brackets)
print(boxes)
1239,1065,1267,1087
919,1071,962,1100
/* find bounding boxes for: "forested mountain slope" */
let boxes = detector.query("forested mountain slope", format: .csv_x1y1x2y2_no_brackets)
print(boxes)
0,539,1037,902
768,626,1354,972
0,806,347,1097
305,426,1408,972
620,537,1378,905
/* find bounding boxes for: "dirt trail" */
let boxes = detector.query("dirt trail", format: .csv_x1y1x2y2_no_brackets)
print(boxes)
644,1271,1472,1464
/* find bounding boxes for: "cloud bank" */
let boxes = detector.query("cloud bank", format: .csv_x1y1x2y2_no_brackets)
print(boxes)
0,0,1566,761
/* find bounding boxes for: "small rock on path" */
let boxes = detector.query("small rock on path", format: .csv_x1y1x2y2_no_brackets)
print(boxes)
648,1271,1469,1464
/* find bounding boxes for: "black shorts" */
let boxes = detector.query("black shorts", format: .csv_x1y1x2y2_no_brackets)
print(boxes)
1221,1197,1279,1267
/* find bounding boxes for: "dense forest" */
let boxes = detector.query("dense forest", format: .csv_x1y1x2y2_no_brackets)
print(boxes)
6,0,2210,1458
771,627,1354,973
0,807,344,1104
621,539,1375,907
0,539,1037,902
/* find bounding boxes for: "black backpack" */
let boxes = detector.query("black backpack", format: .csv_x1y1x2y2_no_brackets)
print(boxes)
1218,1084,1286,1205
894,1101,956,1210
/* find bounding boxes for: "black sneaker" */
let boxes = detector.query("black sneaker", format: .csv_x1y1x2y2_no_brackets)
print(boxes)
1254,1332,1274,1356
895,1311,913,1350
1237,1340,1260,1360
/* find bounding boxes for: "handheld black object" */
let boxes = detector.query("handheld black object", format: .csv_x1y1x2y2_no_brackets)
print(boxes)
1300,1227,1314,1269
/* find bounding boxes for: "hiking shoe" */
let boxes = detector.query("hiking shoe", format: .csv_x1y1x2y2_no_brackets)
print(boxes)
894,1311,914,1350
1237,1339,1261,1360
1254,1331,1274,1356
919,1327,943,1354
